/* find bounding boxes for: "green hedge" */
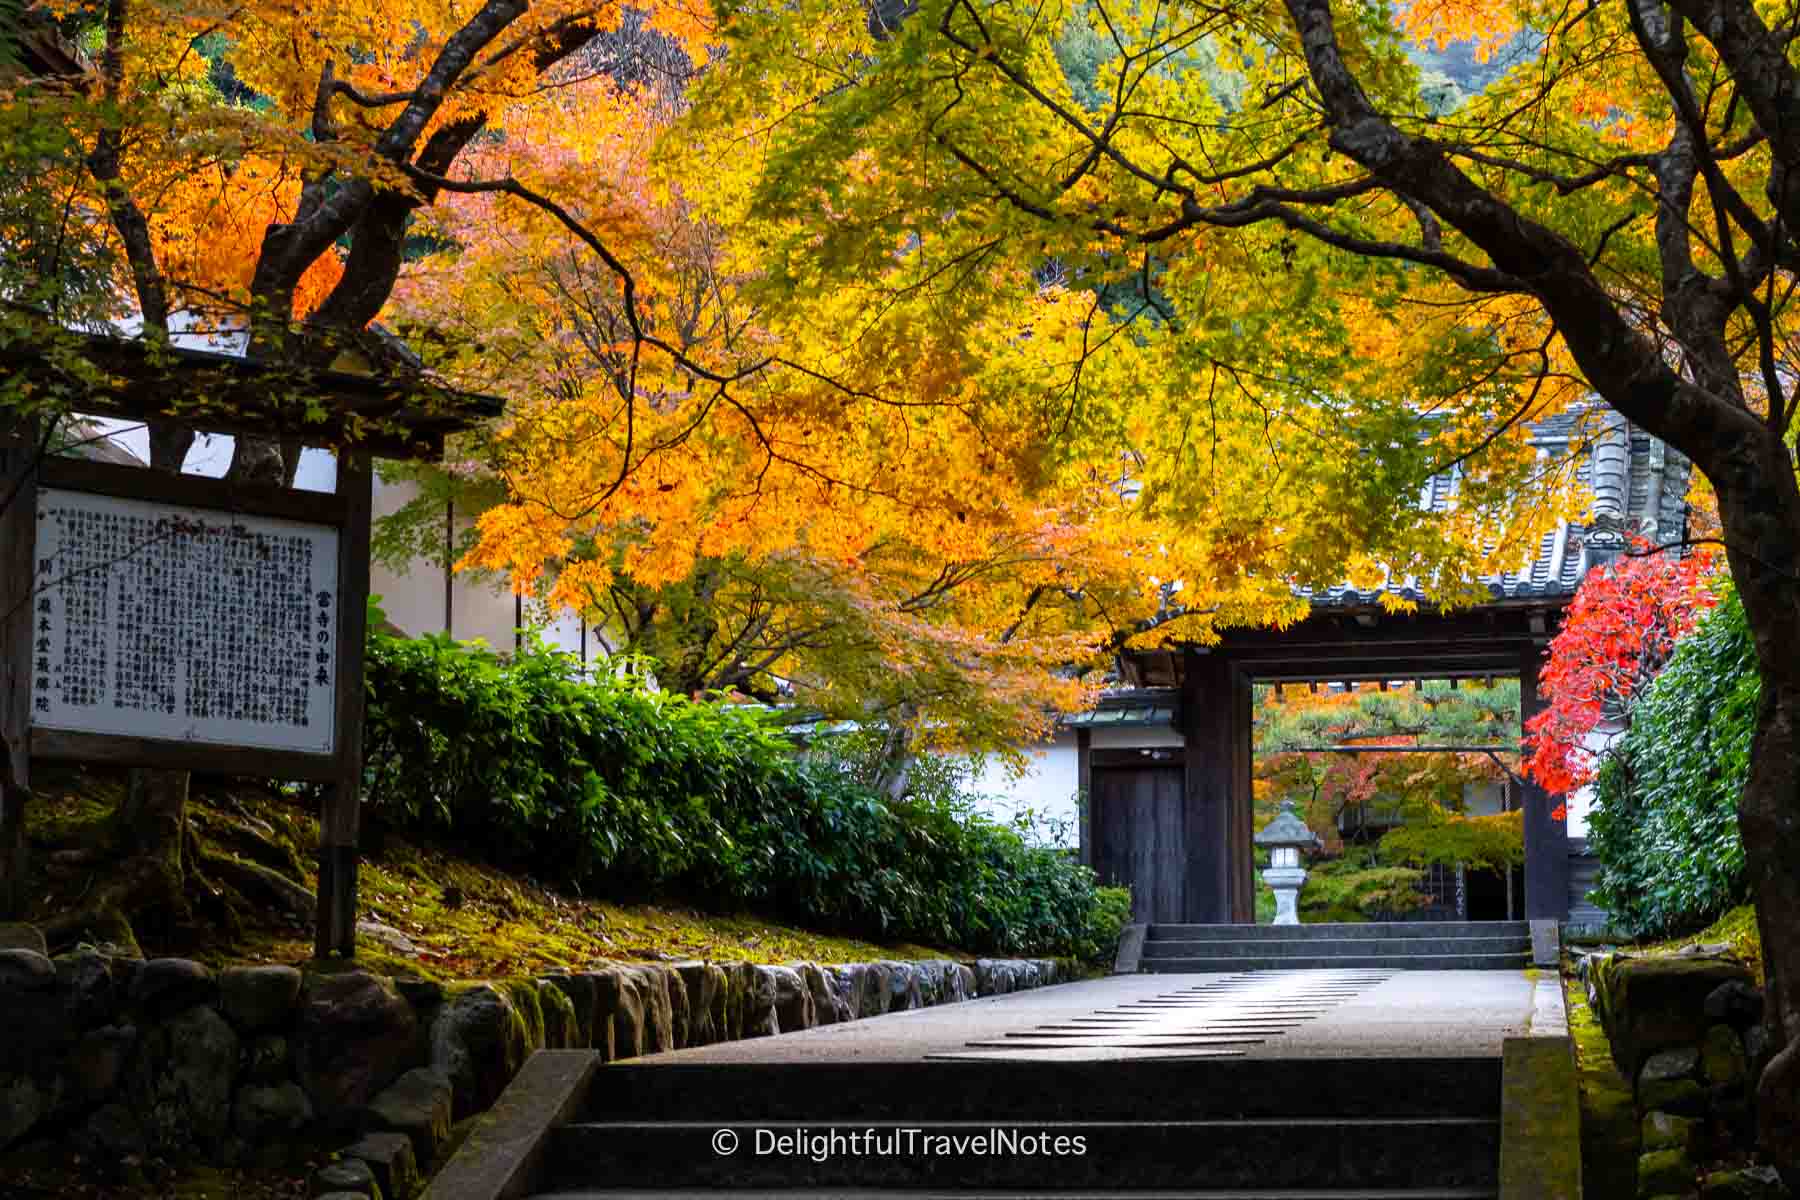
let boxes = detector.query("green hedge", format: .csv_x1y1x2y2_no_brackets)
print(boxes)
360,628,1128,960
1588,585,1755,939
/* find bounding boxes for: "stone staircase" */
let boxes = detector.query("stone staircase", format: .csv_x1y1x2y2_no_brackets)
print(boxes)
527,1057,1503,1198
1138,921,1533,972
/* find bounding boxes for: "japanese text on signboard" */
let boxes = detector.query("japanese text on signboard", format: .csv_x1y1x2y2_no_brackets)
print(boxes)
30,488,338,753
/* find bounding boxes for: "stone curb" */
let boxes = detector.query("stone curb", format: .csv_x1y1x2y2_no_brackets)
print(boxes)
417,1051,598,1200
1498,971,1580,1200
1110,924,1146,975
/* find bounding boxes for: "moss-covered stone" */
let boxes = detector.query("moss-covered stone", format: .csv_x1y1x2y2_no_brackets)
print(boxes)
1636,1147,1695,1197
1700,1165,1788,1198
1567,971,1641,1200
1499,1037,1582,1200
1699,1023,1747,1088
536,979,577,1050
1637,1046,1706,1114
1638,1076,1706,1115
429,984,530,1120
540,974,595,1050
294,971,415,1127
1587,953,1753,1081
312,1157,382,1198
1640,1109,1698,1154
498,979,545,1052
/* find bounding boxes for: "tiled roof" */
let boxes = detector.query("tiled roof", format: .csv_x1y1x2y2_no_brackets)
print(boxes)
1302,410,1690,608
1060,689,1179,728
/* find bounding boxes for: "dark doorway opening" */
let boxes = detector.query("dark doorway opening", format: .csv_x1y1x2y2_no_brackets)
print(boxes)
1465,864,1524,922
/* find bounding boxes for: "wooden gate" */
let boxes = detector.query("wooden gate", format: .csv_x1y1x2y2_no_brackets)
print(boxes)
1091,756,1186,924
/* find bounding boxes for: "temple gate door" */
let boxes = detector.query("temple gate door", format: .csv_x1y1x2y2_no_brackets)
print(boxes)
1092,759,1186,924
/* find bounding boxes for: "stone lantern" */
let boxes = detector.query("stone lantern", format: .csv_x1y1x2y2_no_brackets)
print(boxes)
1254,800,1322,926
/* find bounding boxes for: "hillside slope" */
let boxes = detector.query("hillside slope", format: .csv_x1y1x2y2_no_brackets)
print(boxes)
19,765,964,977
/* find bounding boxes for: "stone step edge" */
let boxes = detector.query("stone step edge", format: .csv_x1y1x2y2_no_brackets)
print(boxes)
1137,942,1533,949
1141,956,1531,971
559,1117,1500,1131
529,1190,1502,1199
1145,924,1528,938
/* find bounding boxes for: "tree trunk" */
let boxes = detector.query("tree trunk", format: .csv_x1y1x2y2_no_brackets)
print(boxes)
0,778,25,919
1746,682,1800,1188
1708,427,1800,1188
872,718,913,800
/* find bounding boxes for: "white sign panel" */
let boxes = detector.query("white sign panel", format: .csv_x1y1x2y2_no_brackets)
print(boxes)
28,488,339,754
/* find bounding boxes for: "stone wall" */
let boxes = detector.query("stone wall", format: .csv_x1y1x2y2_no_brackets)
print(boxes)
0,932,1071,1194
1579,947,1788,1199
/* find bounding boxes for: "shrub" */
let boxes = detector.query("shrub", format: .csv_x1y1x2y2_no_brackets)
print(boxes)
1297,853,1427,923
361,627,1123,959
1587,584,1755,938
1377,808,1523,876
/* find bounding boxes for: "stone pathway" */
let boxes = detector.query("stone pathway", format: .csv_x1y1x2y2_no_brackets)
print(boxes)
930,969,1394,1060
619,969,1536,1065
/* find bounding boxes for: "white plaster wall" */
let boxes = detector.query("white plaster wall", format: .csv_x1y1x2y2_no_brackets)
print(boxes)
368,473,447,637
1564,723,1622,839
954,734,1082,847
952,722,1188,848
367,474,587,657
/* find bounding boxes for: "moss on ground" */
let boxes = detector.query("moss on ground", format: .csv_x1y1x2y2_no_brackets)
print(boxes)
19,765,965,978
1563,965,1639,1200
1639,903,1763,987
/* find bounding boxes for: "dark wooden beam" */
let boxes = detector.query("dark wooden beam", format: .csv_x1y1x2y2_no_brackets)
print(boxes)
1076,727,1092,868
1518,642,1569,920
316,450,374,960
0,333,499,462
40,457,353,525
1229,661,1254,922
1207,604,1567,653
30,728,339,781
1182,650,1252,924
1228,652,1528,680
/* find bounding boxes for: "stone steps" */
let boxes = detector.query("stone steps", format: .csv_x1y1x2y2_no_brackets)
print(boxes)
1146,922,1528,941
1139,923,1530,972
523,1056,1503,1197
538,1118,1500,1192
578,1058,1503,1121
533,1192,1500,1199
1144,953,1531,972
1142,937,1531,959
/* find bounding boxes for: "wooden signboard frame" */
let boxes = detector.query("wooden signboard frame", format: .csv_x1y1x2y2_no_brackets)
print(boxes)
2,426,373,957
1,342,497,957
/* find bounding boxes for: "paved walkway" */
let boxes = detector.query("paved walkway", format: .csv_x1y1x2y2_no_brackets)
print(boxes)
628,969,1537,1065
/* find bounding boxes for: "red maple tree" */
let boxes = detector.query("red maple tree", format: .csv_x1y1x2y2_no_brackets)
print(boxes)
1524,544,1723,799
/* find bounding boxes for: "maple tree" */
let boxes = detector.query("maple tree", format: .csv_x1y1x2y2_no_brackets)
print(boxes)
0,0,716,946
380,10,1577,763
1523,546,1723,797
668,0,1800,1171
377,45,1305,755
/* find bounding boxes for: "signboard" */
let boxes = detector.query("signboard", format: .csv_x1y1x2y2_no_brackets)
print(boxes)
28,487,339,754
